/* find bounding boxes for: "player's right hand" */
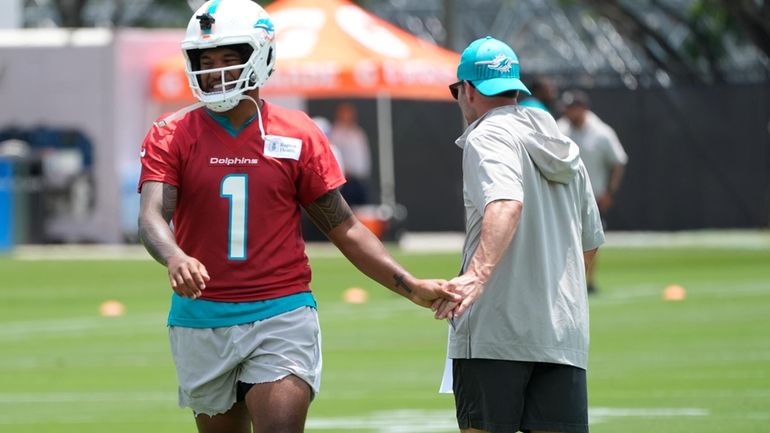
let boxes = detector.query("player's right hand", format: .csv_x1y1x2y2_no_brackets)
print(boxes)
166,255,210,299
409,278,461,308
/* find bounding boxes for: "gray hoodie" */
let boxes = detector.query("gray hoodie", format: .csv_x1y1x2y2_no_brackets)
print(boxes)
457,104,581,185
450,104,604,371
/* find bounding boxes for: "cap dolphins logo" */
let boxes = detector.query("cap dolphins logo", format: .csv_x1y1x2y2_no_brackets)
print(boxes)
481,54,517,73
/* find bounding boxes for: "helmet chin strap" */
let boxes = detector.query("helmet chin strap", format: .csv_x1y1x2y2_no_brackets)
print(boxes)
240,94,266,140
154,94,265,140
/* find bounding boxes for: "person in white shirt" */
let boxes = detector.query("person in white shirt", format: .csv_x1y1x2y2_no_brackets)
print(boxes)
558,90,628,294
329,103,371,205
311,116,345,174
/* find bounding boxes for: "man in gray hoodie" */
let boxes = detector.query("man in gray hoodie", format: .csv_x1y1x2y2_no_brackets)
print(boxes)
436,36,605,433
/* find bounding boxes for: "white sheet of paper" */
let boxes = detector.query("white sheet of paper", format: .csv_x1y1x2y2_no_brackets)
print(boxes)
439,325,453,393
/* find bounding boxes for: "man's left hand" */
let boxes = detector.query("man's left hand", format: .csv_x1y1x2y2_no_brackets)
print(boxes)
407,278,459,308
433,272,485,319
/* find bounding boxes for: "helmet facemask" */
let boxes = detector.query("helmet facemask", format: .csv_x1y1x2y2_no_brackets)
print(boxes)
184,44,265,112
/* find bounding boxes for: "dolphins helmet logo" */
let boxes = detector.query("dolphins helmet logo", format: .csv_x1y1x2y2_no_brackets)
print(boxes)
254,18,275,40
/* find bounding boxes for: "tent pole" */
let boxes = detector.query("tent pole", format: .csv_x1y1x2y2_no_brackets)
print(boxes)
376,92,396,212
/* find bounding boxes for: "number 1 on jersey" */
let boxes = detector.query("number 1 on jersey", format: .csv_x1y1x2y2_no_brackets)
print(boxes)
220,174,247,260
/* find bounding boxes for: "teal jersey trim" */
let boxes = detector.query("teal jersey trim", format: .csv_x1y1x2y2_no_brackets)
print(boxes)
205,109,258,137
168,292,317,328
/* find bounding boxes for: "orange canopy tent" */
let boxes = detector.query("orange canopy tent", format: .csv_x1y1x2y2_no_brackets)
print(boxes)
150,0,461,211
150,0,459,102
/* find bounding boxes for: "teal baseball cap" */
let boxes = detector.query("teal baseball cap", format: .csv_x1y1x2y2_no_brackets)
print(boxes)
457,36,531,97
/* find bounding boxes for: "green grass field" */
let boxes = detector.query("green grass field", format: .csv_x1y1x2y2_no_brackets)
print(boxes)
1,244,769,432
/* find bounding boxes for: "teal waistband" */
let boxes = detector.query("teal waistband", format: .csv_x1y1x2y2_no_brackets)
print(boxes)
168,292,317,328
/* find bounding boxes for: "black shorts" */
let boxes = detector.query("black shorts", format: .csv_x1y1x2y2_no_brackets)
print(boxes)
453,359,588,433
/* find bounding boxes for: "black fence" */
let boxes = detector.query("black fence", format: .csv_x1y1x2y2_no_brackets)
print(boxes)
308,82,770,233
591,83,770,230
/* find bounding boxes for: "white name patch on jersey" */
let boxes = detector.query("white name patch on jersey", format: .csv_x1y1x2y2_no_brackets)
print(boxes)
264,135,302,160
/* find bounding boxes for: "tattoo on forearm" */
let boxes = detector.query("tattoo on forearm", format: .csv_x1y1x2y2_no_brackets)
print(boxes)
304,190,353,233
394,274,413,294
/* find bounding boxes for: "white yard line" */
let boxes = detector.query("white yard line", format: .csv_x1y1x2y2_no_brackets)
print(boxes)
0,313,164,340
0,391,172,403
9,230,770,260
0,403,714,429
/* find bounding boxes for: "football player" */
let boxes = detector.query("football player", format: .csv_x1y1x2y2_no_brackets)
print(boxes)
137,1,459,432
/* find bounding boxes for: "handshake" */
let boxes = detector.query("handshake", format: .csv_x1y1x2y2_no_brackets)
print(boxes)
400,272,485,321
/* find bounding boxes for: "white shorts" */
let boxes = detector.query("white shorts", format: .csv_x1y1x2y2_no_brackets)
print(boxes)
169,306,322,417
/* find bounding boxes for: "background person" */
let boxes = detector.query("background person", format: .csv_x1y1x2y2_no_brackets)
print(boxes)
558,89,628,294
311,116,345,174
137,2,458,432
329,103,372,206
435,36,605,433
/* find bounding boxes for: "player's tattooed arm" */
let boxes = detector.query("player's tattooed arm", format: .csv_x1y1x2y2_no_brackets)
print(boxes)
394,273,413,294
304,189,354,234
138,181,184,266
139,181,209,297
305,189,457,307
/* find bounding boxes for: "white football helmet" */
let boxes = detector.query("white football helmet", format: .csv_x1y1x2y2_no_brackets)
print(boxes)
181,0,276,112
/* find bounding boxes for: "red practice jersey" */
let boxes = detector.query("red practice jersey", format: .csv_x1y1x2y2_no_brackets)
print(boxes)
138,101,345,302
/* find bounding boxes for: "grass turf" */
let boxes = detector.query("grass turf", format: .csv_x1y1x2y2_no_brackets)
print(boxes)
0,246,768,432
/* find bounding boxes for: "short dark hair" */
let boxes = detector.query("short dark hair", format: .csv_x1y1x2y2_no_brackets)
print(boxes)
487,90,519,100
468,82,518,100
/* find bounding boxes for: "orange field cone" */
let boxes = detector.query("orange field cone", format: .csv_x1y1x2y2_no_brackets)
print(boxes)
99,300,126,317
343,287,369,304
663,284,687,301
